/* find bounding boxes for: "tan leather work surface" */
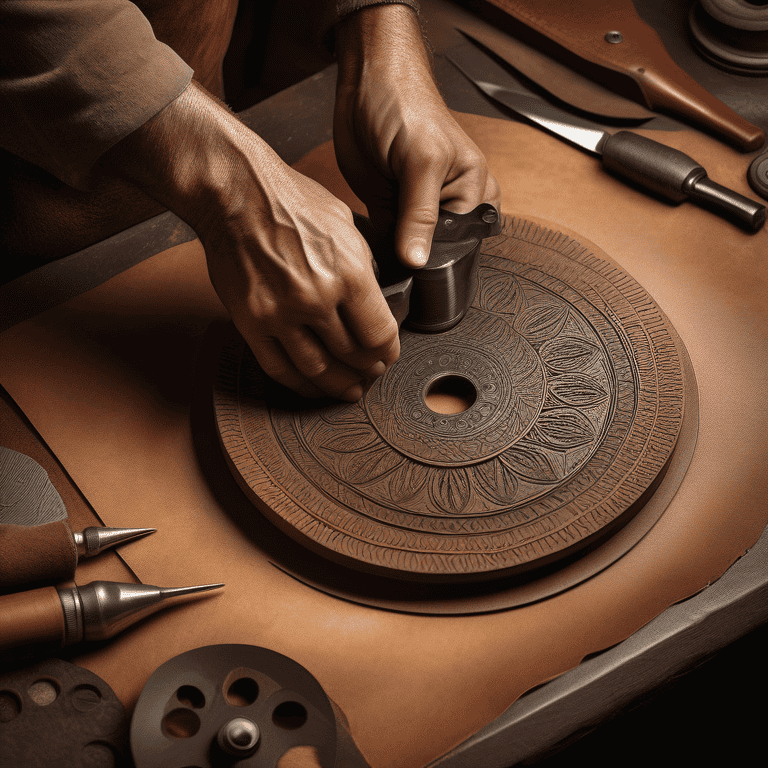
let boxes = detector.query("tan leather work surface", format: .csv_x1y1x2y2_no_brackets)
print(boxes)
0,112,766,767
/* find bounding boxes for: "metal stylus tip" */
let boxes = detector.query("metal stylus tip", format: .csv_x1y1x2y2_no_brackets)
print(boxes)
75,526,157,557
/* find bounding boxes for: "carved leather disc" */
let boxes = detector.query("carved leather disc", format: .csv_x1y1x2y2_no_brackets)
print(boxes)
214,217,686,584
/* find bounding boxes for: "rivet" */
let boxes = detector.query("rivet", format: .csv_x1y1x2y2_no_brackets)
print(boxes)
605,31,623,44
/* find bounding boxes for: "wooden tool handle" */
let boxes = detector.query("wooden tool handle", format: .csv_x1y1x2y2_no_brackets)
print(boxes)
0,520,77,590
0,587,65,652
487,0,765,151
638,68,764,152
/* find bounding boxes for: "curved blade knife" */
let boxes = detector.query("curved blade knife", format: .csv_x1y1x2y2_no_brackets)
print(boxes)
446,42,765,232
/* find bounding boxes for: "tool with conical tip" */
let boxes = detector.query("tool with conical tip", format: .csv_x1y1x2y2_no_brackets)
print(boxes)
0,580,224,652
73,525,156,557
0,445,158,589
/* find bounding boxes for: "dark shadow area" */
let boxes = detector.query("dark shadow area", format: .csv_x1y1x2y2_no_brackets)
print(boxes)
528,619,768,767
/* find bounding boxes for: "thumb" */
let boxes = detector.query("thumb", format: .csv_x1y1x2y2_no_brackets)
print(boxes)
394,159,445,268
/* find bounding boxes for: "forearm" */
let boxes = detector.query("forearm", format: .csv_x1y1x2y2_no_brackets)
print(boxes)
95,82,289,232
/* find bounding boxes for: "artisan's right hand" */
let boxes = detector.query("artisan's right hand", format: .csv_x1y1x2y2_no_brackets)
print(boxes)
97,82,399,400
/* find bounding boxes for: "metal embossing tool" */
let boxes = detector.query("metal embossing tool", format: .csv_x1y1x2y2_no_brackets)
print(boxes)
446,41,765,231
0,446,156,589
0,581,224,652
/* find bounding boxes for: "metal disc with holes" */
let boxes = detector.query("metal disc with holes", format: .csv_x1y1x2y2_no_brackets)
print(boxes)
130,645,338,768
214,216,689,585
0,658,128,768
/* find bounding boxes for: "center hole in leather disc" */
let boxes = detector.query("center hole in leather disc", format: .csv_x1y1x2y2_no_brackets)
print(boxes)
424,375,477,414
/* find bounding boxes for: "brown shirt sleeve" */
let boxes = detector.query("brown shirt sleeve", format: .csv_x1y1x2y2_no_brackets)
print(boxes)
0,0,193,189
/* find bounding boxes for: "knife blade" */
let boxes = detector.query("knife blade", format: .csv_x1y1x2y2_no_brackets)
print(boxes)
454,24,655,121
446,42,766,232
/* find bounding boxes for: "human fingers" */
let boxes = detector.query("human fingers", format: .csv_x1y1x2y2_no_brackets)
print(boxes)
256,327,369,402
438,156,502,217
314,301,400,380
244,335,326,399
392,147,446,268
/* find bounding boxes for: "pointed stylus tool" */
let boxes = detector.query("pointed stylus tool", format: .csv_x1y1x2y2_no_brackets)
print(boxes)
0,581,225,652
446,42,766,232
73,525,156,558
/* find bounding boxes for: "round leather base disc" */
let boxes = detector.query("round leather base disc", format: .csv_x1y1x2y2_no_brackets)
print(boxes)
214,216,689,586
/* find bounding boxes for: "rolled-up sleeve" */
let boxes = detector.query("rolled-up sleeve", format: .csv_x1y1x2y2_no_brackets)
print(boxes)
316,0,421,50
0,0,193,188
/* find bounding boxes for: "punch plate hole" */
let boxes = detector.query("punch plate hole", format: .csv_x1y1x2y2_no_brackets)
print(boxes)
424,374,478,414
161,708,201,739
27,678,59,706
71,683,103,712
0,690,22,722
175,685,205,709
81,741,119,768
225,675,259,707
272,700,307,730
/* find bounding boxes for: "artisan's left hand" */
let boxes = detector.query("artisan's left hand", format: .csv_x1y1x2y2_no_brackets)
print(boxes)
334,4,501,268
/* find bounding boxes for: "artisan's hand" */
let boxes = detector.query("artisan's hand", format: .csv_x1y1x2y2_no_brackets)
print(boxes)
334,4,501,268
97,83,399,400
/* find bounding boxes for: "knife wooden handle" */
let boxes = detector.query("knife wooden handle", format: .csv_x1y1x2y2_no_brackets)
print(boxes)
487,0,765,151
636,67,764,152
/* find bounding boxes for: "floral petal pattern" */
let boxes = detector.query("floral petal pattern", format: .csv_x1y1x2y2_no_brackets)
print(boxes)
548,373,609,407
540,336,601,373
319,424,380,454
531,408,595,449
387,461,429,504
429,468,471,515
474,458,519,505
500,445,561,484
478,269,525,316
514,302,569,344
320,400,368,425
341,443,405,485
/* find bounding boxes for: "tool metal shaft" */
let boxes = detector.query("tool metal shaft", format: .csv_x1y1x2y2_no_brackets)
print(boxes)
73,525,156,558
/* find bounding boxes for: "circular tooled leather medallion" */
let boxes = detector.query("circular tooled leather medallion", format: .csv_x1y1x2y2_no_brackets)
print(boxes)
214,217,686,584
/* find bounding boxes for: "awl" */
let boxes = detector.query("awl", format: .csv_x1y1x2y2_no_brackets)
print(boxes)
447,42,766,232
0,580,225,653
0,446,156,589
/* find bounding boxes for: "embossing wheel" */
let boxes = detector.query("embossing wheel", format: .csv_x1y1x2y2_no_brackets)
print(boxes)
130,645,339,768
214,217,686,583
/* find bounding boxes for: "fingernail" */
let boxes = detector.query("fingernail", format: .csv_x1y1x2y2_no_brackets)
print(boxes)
407,238,429,267
341,383,364,402
367,360,386,378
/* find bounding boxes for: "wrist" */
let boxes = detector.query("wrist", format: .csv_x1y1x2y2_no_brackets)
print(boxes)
335,4,434,89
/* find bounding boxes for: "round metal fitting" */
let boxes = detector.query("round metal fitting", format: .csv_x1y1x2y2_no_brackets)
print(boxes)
605,31,624,44
218,717,260,755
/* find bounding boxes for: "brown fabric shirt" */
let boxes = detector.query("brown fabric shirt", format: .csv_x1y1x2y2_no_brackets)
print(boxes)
0,0,419,189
